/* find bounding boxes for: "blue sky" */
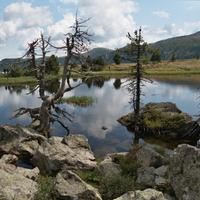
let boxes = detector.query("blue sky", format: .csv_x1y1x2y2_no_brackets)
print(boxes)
0,0,200,60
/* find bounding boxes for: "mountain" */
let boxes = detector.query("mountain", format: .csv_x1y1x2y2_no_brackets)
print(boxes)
84,31,200,62
83,47,114,58
82,47,116,63
148,31,200,60
1,31,200,68
56,48,115,65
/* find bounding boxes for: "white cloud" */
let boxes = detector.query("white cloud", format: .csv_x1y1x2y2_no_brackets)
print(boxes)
45,0,139,50
59,0,78,3
188,6,194,10
46,13,75,45
75,0,138,48
0,2,53,58
3,2,53,29
152,11,170,19
164,23,186,35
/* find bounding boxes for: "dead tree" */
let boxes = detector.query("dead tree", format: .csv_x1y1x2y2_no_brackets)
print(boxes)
123,28,152,131
12,14,94,137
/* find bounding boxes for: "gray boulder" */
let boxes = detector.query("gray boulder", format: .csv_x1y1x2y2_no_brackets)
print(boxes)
0,124,46,158
95,153,123,176
0,154,18,172
0,169,37,200
136,165,168,189
135,146,169,168
0,153,39,199
136,166,156,187
113,188,167,200
31,134,97,175
55,170,102,200
169,144,200,200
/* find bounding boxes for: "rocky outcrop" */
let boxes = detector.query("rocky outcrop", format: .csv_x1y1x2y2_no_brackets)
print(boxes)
169,144,200,200
2,124,200,199
55,170,102,200
0,124,46,158
31,134,97,175
113,188,167,200
118,102,200,140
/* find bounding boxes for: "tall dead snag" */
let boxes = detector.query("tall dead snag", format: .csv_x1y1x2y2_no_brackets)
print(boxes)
13,14,94,137
123,28,152,131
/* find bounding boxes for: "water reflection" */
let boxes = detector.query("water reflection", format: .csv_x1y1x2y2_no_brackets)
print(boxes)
0,76,200,156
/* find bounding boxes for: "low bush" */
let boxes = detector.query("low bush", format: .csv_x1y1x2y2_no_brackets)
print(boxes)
99,173,136,200
34,175,60,200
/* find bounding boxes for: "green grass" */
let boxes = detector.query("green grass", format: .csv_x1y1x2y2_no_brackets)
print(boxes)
143,109,186,131
56,95,95,106
0,75,37,85
1,59,200,84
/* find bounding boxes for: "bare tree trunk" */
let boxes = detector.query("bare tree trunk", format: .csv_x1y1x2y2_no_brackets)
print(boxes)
13,14,93,138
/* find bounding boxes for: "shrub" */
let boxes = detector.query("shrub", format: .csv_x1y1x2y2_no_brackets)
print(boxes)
8,65,24,77
34,175,60,200
81,63,89,71
99,173,136,200
114,146,142,178
90,65,104,71
46,55,60,74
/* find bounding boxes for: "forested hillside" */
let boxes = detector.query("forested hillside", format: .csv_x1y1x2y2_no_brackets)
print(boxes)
148,31,200,60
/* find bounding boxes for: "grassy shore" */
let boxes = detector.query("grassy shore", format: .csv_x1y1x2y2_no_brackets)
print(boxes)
98,59,200,76
1,59,200,85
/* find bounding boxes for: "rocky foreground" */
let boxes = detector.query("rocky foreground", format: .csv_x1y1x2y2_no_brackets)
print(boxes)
0,124,199,199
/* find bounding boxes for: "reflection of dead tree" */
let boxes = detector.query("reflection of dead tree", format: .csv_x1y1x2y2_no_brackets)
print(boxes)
12,14,94,137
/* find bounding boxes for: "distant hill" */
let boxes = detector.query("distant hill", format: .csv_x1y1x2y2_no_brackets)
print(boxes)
1,31,200,68
149,31,200,60
57,48,115,65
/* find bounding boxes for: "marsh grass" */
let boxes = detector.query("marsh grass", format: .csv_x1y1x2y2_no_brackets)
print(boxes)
56,95,95,106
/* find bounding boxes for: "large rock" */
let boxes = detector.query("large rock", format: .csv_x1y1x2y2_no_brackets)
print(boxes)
55,170,102,200
95,153,123,176
135,146,169,168
31,134,97,175
169,144,200,200
0,153,40,200
113,188,167,200
0,124,46,158
136,166,168,189
0,154,18,172
0,168,37,200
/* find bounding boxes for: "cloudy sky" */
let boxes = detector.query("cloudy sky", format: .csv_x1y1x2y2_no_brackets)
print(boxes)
0,0,200,60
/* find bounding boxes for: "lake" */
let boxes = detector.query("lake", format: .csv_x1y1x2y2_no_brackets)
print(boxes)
1,75,200,156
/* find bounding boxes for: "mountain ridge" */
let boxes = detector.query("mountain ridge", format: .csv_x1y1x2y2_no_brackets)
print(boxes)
1,31,200,69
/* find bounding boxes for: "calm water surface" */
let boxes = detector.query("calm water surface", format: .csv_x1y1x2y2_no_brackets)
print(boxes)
1,76,200,156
